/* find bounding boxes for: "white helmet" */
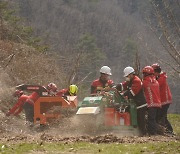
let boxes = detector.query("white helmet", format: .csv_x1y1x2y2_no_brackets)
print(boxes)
100,66,112,75
123,66,135,77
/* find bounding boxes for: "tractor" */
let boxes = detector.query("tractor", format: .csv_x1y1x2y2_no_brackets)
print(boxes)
75,90,140,136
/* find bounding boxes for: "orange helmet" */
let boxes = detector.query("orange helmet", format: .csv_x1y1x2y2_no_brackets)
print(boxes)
13,90,23,97
152,63,161,73
142,66,154,75
47,83,57,92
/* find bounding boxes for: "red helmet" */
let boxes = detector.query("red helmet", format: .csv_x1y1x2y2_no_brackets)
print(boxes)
142,66,154,75
47,83,57,92
151,63,161,73
13,90,23,97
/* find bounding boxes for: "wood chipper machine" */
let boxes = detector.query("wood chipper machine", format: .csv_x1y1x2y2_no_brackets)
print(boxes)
16,84,78,125
75,91,139,136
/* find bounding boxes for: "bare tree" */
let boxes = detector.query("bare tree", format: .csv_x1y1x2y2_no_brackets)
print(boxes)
149,0,180,75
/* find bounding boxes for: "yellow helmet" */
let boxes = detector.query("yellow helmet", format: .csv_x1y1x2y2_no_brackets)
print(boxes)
69,85,78,96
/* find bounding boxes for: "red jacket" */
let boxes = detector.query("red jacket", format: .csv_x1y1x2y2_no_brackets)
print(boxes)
143,75,161,108
157,72,172,105
121,76,143,96
7,92,39,116
26,92,39,105
56,89,69,97
91,78,114,94
7,94,29,115
116,75,146,106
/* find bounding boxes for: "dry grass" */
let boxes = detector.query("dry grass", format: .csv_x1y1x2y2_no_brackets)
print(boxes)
0,40,67,109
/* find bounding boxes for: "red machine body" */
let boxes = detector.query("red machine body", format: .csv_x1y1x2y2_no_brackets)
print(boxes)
34,96,78,125
16,84,78,125
104,108,131,126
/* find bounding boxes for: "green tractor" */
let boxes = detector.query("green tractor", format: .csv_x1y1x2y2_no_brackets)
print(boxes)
75,91,140,136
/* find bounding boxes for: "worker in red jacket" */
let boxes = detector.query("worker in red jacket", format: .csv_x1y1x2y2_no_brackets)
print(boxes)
6,90,39,123
142,66,161,135
56,84,78,97
152,63,173,134
91,66,114,94
6,90,28,116
116,66,147,135
46,83,58,96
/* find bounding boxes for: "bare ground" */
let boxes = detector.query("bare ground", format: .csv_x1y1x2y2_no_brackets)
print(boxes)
0,110,179,145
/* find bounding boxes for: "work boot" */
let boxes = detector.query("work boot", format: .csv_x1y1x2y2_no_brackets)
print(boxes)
165,130,176,137
156,124,165,135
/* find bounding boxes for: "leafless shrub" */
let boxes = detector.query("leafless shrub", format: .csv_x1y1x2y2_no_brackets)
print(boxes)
0,40,67,110
148,0,180,77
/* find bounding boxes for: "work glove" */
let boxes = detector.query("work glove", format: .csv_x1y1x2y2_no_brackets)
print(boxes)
96,87,104,91
104,87,110,91
115,84,122,91
97,87,111,91
111,86,118,92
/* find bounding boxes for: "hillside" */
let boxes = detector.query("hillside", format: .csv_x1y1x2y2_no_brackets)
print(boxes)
0,1,67,110
0,1,180,153
6,0,180,113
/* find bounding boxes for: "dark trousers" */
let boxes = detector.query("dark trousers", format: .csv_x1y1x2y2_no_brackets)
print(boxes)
147,107,159,135
157,104,173,133
23,102,34,122
137,107,147,135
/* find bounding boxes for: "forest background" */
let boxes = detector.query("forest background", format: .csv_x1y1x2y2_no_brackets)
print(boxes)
0,0,179,113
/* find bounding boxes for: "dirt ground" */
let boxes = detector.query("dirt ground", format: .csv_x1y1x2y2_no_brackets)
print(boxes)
0,110,179,144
